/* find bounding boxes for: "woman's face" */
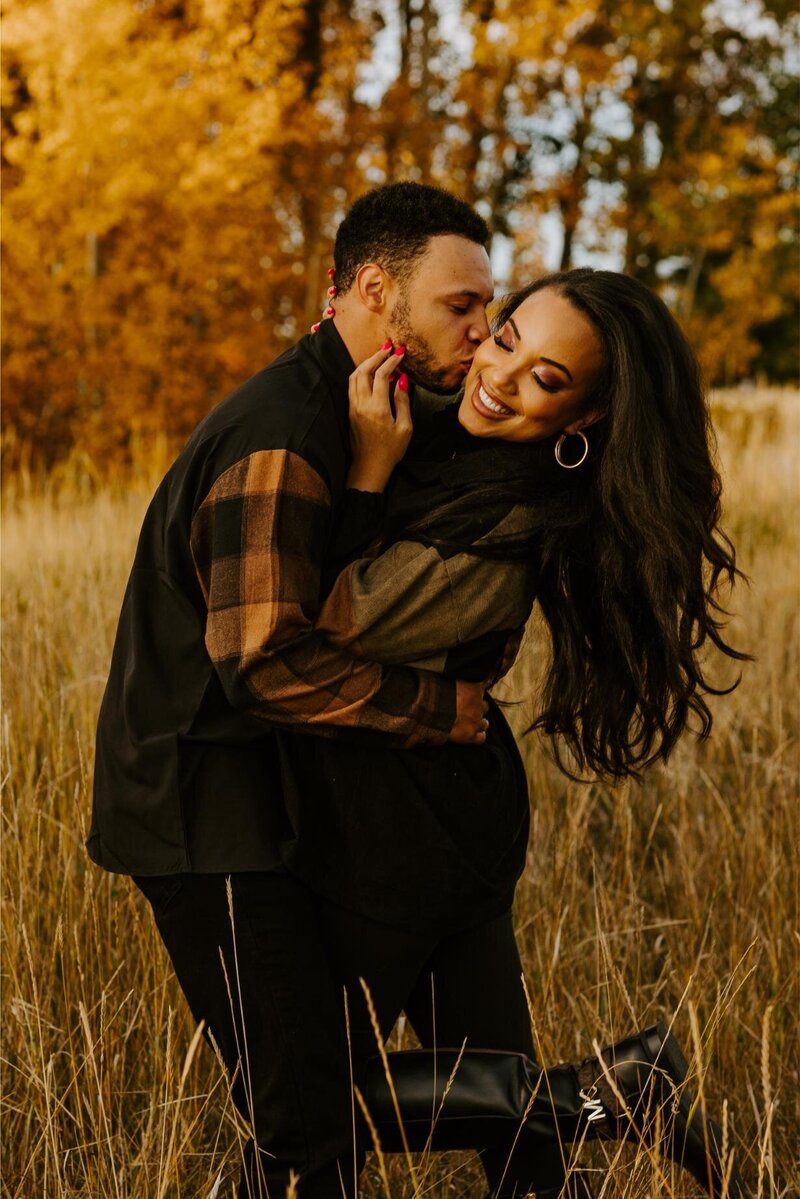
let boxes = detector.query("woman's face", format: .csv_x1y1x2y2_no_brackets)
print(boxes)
457,288,604,442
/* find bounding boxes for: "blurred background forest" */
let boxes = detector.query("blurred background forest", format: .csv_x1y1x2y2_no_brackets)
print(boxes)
2,0,798,471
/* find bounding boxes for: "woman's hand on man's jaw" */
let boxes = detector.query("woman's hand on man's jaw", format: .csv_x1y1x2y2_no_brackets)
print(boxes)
346,342,412,493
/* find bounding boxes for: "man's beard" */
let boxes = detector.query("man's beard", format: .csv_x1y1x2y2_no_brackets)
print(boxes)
387,294,459,395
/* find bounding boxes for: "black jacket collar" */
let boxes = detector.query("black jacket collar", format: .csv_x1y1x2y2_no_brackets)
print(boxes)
303,318,356,450
307,316,354,392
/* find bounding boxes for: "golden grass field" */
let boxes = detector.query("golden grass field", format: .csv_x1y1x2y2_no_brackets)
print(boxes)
2,389,798,1198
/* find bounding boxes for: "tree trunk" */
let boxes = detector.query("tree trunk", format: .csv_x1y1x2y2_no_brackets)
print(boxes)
678,245,707,319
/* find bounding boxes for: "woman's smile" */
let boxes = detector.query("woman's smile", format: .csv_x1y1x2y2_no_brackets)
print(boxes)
470,378,517,420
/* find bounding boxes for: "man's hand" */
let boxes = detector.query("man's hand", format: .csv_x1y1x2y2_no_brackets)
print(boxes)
448,679,490,744
346,342,412,493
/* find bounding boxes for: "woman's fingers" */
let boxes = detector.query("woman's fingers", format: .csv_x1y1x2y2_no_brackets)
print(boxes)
349,343,392,387
350,344,407,417
376,346,406,378
349,346,392,402
393,373,411,431
368,346,406,409
349,345,404,409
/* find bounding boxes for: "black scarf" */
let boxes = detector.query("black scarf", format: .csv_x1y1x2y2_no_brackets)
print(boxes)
382,400,594,563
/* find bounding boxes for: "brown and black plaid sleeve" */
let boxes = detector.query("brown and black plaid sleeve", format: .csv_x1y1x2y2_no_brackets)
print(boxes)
316,519,538,675
189,450,456,741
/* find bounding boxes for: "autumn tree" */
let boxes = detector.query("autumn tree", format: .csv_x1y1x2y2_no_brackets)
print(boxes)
2,0,327,463
2,0,796,471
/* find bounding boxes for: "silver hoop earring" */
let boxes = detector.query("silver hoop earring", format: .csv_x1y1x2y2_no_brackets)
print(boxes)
555,430,589,469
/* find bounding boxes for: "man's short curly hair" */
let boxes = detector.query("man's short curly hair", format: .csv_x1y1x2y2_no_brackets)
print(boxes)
333,182,490,295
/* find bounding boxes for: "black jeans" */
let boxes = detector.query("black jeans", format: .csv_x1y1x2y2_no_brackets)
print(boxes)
134,871,567,1198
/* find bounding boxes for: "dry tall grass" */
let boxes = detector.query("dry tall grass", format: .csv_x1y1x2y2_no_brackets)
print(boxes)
2,390,798,1198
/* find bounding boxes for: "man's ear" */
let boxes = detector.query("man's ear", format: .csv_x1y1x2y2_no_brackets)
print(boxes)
355,263,390,314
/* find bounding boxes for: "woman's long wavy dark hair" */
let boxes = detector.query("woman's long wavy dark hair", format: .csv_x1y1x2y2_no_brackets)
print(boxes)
398,268,749,779
508,269,749,778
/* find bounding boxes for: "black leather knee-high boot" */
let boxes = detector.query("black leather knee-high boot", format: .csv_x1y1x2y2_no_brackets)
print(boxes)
360,1048,592,1198
360,1023,745,1199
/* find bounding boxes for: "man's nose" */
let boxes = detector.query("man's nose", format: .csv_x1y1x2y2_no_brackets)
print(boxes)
469,309,491,343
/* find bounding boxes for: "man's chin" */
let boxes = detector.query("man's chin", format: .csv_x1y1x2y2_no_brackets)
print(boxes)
408,368,469,396
415,382,462,397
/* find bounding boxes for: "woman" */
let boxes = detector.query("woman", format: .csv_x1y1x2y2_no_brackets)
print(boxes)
277,269,746,1198
325,268,744,779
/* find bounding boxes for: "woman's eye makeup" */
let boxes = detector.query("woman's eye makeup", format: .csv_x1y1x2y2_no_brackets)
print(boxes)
493,323,569,392
532,370,562,393
493,325,514,351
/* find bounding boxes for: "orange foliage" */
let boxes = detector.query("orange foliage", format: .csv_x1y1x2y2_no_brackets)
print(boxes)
2,0,796,470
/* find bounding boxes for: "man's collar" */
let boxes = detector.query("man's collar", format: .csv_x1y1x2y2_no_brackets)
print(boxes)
306,317,356,394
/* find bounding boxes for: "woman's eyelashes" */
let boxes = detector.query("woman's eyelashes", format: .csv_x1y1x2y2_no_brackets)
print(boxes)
493,331,564,394
533,372,561,394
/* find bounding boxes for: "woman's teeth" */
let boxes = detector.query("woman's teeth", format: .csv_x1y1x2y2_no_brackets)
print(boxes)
479,384,514,416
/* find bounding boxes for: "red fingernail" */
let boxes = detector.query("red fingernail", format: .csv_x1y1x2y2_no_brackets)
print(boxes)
327,266,336,278
397,373,408,391
324,306,335,317
381,339,392,351
394,345,405,356
310,322,321,332
327,285,338,297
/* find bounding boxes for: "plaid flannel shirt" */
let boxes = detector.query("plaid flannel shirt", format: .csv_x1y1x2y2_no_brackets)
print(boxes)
89,319,456,876
316,502,538,677
189,448,455,735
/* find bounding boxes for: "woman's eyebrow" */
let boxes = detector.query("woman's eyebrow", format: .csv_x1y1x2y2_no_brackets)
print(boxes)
540,357,573,381
508,318,574,381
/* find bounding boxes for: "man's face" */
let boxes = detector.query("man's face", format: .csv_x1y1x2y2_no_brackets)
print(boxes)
386,235,494,393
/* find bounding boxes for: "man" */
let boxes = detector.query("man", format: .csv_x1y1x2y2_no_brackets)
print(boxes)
89,183,501,1195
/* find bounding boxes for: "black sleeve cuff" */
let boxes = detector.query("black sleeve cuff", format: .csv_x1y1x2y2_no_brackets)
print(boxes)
323,488,387,587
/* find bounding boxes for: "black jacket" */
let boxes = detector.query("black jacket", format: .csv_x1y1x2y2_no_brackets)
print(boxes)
88,320,456,877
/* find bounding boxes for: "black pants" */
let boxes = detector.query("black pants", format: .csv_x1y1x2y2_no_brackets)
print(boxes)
134,871,567,1198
